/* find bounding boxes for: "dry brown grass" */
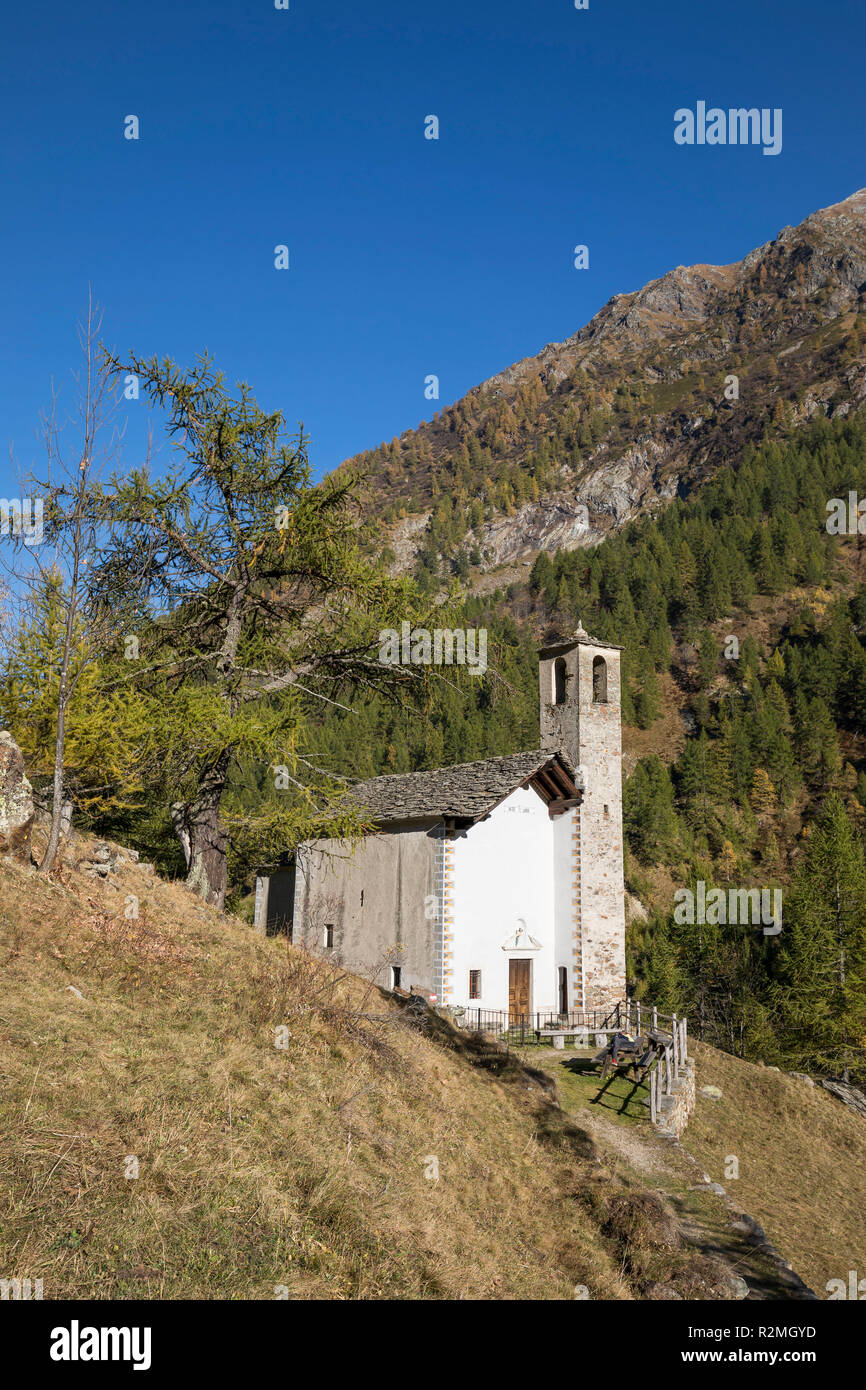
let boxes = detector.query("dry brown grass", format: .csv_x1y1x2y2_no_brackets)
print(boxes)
0,846,633,1301
7,837,854,1300
686,1041,866,1297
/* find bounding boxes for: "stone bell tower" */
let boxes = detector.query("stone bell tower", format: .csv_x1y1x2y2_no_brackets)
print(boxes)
538,623,626,1013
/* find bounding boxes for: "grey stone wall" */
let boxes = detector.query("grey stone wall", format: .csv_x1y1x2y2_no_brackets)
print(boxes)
293,822,440,992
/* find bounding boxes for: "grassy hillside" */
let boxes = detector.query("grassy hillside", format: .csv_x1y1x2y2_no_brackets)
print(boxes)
685,1041,866,1297
517,1039,866,1300
0,839,631,1301
2,833,862,1300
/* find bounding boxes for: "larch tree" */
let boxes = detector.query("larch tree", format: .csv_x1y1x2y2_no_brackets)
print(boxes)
92,350,440,908
0,568,148,824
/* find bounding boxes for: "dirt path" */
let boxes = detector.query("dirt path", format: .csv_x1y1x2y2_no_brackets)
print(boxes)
532,1049,817,1301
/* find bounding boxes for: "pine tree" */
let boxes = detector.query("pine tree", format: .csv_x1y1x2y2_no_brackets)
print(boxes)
644,920,683,1012
696,628,718,690
633,650,661,728
623,756,679,863
774,796,866,1081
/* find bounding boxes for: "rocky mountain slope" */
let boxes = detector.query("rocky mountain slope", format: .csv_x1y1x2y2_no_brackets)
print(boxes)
344,188,866,580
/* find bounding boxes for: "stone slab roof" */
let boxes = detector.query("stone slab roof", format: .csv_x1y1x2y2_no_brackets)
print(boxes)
539,620,623,656
349,749,578,826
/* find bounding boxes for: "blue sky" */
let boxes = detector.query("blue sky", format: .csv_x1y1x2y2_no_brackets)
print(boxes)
1,0,864,489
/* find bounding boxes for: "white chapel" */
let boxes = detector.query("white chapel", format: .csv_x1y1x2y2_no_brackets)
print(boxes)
256,626,627,1021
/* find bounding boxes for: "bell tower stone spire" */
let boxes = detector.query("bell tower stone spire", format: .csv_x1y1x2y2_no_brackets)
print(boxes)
538,626,626,1011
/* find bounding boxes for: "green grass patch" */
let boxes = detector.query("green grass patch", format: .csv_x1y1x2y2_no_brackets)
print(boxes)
518,1050,650,1125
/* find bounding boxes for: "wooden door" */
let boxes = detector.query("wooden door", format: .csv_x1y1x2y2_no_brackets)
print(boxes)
509,958,531,1024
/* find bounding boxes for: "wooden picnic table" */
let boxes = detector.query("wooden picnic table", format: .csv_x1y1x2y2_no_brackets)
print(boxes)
597,1029,673,1082
536,1025,623,1050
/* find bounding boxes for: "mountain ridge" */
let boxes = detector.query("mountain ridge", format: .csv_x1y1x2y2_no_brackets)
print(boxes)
342,187,866,582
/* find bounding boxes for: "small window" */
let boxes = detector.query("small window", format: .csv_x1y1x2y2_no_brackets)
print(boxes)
592,655,607,704
390,965,402,990
323,924,334,949
553,657,567,705
469,969,481,1000
603,804,609,819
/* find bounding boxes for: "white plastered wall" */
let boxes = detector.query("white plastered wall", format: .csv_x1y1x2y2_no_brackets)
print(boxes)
447,785,569,1014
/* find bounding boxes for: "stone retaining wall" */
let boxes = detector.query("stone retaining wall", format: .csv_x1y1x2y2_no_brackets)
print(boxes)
653,1059,696,1138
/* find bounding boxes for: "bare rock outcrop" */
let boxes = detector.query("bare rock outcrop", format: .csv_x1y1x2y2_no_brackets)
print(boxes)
77,840,145,879
0,731,35,861
819,1078,866,1119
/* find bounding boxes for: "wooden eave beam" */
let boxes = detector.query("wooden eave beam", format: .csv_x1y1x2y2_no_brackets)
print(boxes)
547,796,582,819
